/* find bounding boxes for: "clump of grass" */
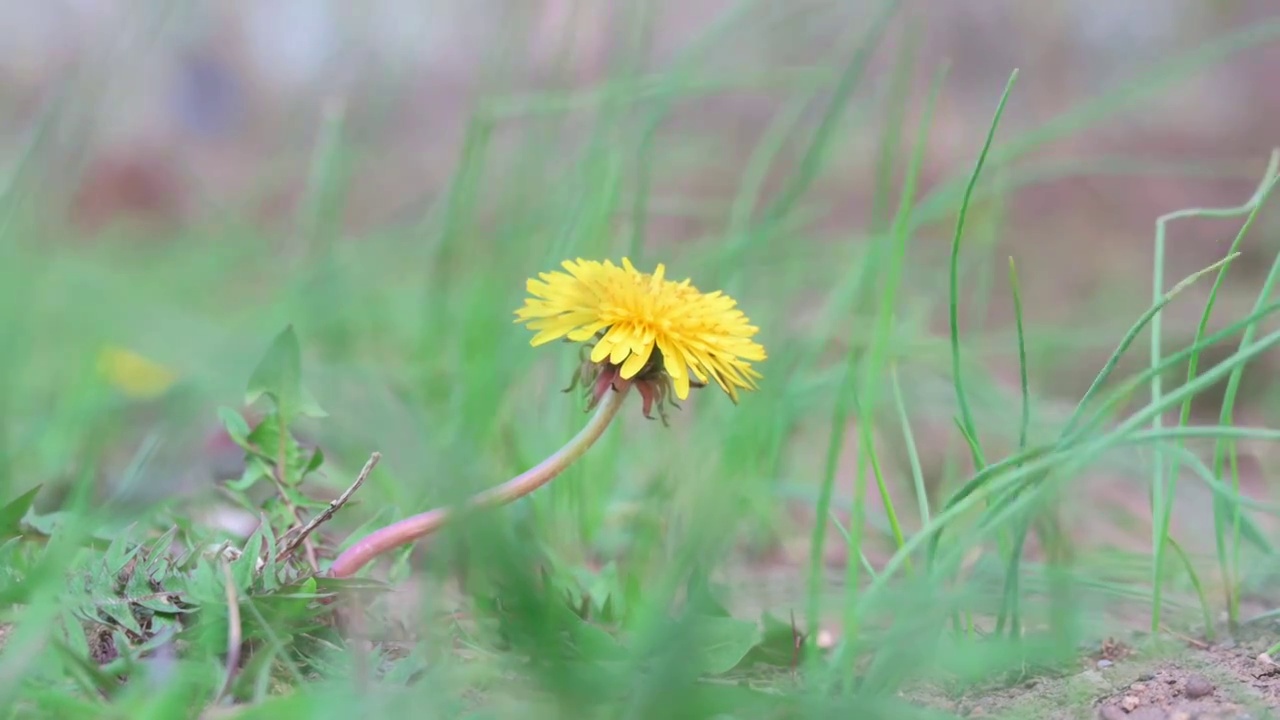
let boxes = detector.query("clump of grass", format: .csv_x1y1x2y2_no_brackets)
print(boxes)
1149,150,1280,636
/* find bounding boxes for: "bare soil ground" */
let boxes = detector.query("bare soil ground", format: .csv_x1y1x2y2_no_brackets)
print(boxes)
924,637,1280,719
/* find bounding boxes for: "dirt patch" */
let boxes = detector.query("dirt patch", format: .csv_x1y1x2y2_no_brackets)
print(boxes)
922,638,1280,719
1090,653,1280,720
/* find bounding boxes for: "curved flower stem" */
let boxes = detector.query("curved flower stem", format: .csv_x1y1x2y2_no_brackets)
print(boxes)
327,381,633,579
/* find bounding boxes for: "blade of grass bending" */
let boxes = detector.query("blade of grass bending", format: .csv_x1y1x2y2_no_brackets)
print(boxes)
1135,425,1280,447
808,339,862,640
1059,252,1244,440
811,354,901,675
919,301,1280,589
295,98,350,256
1030,325,1280,571
1109,327,1280,441
757,0,900,232
1211,160,1280,629
804,0,904,661
793,62,949,389
891,364,931,527
949,70,1019,472
854,381,906,558
790,61,948,386
1165,446,1274,553
965,437,1279,557
1172,151,1274,627
856,61,948,559
726,50,878,279
1167,536,1215,639
845,447,1070,683
855,389,906,550
1152,151,1280,627
929,287,1278,565
939,275,1263,529
1009,258,1032,453
868,18,922,234
827,511,880,580
926,442,1055,564
995,256,1032,637
295,99,355,355
873,411,1237,626
1064,298,1280,446
424,114,494,280
835,60,950,678
952,419,985,470
722,95,811,269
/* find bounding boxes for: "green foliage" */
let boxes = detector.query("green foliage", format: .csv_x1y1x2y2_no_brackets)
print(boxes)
0,485,41,539
4,8,1280,720
221,326,332,537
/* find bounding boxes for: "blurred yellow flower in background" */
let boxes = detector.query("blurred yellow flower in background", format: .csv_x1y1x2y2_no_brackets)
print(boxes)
96,346,181,400
515,258,765,418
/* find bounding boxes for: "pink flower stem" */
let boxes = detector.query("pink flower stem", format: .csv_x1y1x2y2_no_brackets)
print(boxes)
327,380,633,579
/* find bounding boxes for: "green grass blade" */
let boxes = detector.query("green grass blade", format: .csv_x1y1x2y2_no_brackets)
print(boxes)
1060,252,1245,440
994,256,1031,637
949,70,1019,472
1152,149,1280,632
891,364,931,527
759,0,901,233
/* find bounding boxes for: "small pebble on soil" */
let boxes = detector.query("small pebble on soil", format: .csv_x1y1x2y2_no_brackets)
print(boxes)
1183,674,1215,699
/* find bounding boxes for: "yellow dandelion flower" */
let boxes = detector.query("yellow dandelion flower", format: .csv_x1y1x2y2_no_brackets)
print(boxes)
96,346,180,400
515,258,766,421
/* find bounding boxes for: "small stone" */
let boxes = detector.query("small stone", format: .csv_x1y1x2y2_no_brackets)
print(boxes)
1129,682,1147,692
1168,711,1191,720
1184,674,1215,699
1120,695,1141,711
1137,671,1155,681
1097,659,1114,669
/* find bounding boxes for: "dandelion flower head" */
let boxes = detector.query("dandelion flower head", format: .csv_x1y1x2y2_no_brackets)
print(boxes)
514,258,766,418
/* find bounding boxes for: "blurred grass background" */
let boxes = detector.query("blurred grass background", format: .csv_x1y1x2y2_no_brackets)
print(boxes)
5,1,1280,718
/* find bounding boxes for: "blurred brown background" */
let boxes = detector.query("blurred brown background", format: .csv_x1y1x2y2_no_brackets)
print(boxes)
2,1,1275,238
